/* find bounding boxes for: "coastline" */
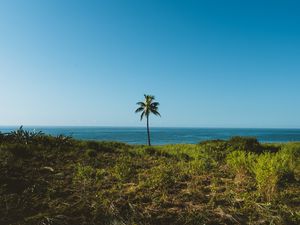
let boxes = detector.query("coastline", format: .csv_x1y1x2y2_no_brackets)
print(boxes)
1,126,300,144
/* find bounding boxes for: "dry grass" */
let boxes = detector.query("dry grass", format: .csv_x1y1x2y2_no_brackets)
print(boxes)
0,129,299,224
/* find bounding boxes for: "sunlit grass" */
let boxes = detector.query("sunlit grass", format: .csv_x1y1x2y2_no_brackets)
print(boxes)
0,127,299,225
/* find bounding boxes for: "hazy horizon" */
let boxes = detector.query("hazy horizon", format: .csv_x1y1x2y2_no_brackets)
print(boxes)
1,0,300,128
1,125,300,130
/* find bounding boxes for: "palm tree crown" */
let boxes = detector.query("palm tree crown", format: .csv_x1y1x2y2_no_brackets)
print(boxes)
135,94,160,145
135,95,160,120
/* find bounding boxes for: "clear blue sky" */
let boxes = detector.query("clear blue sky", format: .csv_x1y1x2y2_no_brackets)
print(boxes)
0,0,299,128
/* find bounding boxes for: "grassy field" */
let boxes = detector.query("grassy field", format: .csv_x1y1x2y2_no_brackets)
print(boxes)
0,128,299,225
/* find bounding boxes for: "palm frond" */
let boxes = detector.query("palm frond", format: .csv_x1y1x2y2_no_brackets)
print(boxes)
151,110,161,117
140,111,145,121
135,107,144,113
151,102,159,107
144,94,155,101
136,102,146,106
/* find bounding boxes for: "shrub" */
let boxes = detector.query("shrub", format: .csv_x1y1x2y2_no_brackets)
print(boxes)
262,143,281,153
54,134,73,148
228,136,263,153
280,143,300,173
198,140,229,161
252,150,295,201
226,151,256,176
252,153,279,201
3,126,44,145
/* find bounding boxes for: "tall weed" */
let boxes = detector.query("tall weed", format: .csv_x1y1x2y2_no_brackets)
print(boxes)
252,150,296,201
226,151,256,176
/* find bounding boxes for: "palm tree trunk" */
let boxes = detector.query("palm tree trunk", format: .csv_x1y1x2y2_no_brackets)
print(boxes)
146,115,151,146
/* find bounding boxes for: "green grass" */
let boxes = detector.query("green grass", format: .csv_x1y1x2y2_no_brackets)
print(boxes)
0,128,299,224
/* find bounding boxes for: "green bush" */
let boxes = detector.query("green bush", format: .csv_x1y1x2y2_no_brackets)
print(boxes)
198,140,229,161
261,143,281,153
252,150,296,201
228,136,263,153
280,143,300,173
226,148,298,201
226,151,256,176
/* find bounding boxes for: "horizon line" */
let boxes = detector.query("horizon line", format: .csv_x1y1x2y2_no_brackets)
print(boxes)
0,125,300,130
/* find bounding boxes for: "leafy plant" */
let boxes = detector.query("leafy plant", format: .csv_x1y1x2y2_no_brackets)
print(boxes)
54,134,73,148
198,140,229,161
252,150,296,201
227,136,263,153
226,150,256,176
5,126,44,145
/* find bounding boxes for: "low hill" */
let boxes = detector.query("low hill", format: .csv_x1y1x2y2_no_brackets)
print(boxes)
0,128,299,224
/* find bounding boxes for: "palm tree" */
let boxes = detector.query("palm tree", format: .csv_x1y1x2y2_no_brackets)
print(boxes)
135,94,160,146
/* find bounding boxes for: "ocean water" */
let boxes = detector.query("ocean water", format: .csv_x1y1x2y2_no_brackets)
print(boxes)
1,126,300,145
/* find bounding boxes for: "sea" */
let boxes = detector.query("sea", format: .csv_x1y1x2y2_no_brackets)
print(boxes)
1,126,300,145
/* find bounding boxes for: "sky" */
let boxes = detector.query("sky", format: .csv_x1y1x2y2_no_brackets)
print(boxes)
0,0,300,128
